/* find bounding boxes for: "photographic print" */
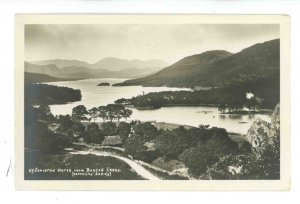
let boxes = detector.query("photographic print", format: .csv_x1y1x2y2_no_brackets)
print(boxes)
15,15,290,190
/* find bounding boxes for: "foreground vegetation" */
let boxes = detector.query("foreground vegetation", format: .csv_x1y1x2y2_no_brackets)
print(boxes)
25,101,280,180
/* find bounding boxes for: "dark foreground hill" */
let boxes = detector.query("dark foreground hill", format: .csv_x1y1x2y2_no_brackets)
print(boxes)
114,39,279,88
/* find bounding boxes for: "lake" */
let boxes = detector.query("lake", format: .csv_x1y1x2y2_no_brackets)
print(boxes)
46,78,272,135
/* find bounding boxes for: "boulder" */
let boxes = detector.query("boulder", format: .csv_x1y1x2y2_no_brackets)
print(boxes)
246,118,272,148
246,103,280,149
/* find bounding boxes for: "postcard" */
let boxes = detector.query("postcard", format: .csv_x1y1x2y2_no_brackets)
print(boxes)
15,14,290,190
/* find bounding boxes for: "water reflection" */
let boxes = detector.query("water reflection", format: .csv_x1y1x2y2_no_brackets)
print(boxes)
228,114,242,120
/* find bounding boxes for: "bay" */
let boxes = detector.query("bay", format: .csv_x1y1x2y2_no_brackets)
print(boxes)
46,78,271,135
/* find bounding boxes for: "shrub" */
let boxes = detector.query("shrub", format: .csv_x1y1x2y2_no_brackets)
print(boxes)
124,134,148,160
154,126,197,159
117,122,132,142
179,145,218,177
101,121,118,136
132,122,158,141
179,127,239,177
84,123,105,145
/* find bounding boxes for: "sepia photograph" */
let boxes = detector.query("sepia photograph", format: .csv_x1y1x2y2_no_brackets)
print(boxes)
15,15,290,190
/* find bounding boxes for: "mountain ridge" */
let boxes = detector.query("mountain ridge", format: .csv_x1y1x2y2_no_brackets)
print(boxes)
114,39,279,87
25,62,163,79
30,57,168,71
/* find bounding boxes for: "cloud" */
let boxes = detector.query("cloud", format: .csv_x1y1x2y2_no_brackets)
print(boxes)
25,24,279,64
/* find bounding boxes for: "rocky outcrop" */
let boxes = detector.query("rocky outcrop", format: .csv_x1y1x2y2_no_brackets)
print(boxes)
204,104,280,179
246,104,280,150
271,104,280,137
246,118,272,148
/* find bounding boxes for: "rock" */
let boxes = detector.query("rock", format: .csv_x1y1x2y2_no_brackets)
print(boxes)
271,104,280,137
246,103,280,149
246,118,272,148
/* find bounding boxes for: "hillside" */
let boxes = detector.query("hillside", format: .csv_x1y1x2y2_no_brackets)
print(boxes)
24,72,81,84
25,62,61,76
114,39,279,88
91,58,168,71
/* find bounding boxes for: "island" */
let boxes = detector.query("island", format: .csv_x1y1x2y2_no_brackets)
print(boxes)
97,82,110,86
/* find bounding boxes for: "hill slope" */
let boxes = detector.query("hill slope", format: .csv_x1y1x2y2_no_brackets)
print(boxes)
91,58,168,71
24,72,80,84
114,39,279,87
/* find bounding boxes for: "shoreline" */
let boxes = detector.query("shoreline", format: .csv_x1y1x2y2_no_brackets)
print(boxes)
132,104,273,114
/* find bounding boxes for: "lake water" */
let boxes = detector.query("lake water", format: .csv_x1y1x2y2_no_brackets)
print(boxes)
47,78,272,135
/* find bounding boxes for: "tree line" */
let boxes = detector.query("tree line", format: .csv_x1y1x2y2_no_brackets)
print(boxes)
116,73,279,111
71,104,133,122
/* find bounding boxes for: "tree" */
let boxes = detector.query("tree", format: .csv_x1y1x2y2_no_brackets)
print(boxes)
37,104,55,123
88,107,99,122
72,105,89,122
71,122,86,139
98,106,107,122
105,104,125,122
121,108,133,121
84,123,104,145
124,134,161,162
218,103,227,114
133,122,158,141
246,98,258,112
106,104,117,122
124,134,148,161
115,98,130,105
114,105,125,122
154,126,194,159
179,145,217,177
101,121,118,136
57,114,74,133
25,105,73,153
117,122,132,142
178,127,238,177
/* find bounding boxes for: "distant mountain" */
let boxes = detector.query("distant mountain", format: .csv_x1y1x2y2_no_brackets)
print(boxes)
25,62,61,76
91,58,168,71
30,58,168,71
31,59,91,69
24,72,80,84
26,57,168,80
25,62,163,80
114,39,279,87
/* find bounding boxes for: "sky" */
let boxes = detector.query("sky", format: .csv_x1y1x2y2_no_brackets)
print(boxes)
25,24,279,64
